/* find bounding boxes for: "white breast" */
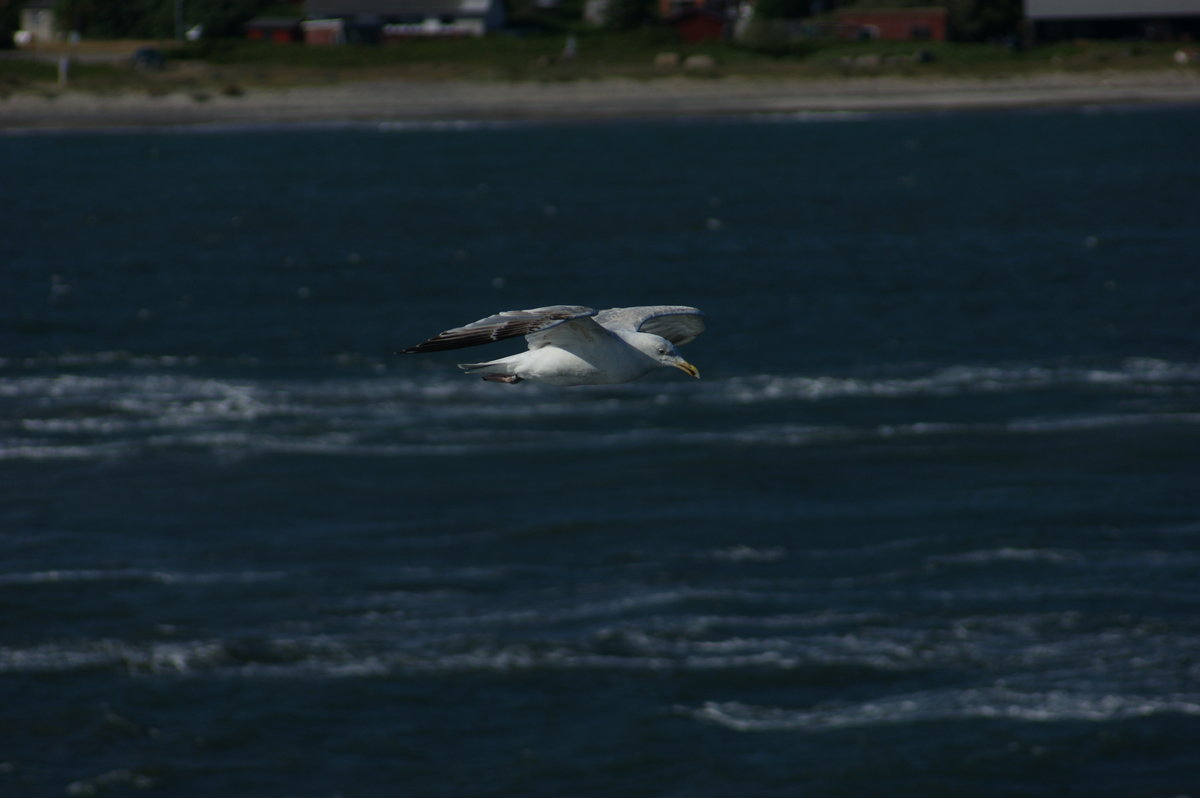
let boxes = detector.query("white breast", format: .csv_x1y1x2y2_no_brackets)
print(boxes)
520,341,651,386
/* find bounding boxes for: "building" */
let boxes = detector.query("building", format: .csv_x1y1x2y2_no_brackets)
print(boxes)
245,18,305,43
1024,0,1200,41
667,10,731,42
658,0,736,42
835,7,948,41
19,0,60,44
303,0,506,39
302,18,347,44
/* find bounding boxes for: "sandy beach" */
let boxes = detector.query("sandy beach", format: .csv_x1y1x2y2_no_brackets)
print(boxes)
2,69,1199,130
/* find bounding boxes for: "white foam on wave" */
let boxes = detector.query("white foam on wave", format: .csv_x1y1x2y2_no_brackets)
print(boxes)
705,545,788,563
5,619,1157,680
0,352,202,370
929,548,1084,566
1007,412,1200,432
0,441,133,461
684,687,1200,732
665,411,1200,451
598,627,952,672
715,358,1200,405
0,638,231,675
66,768,159,795
0,568,285,587
392,645,799,674
0,118,528,138
749,110,875,124
376,118,526,133
926,545,1200,573
366,588,700,633
345,585,994,675
4,357,1197,461
0,633,382,677
6,598,1197,682
2,369,627,430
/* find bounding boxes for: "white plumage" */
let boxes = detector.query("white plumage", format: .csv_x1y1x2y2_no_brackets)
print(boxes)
400,305,705,386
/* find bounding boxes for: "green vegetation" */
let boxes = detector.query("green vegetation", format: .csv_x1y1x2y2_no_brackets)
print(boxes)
53,0,285,39
0,57,157,98
1,9,1194,99
45,0,1025,41
151,34,1194,82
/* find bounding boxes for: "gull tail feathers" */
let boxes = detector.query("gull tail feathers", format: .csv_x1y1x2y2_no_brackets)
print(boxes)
459,360,522,384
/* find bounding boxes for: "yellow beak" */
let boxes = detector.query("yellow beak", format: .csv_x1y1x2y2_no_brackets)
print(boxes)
674,359,700,379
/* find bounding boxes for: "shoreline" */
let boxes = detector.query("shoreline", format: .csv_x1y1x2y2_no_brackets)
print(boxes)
3,70,1198,131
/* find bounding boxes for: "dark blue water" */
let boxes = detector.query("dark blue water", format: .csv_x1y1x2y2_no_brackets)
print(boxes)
3,107,1199,797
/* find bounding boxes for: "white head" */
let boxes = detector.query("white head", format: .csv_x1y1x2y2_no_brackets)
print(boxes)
631,332,700,379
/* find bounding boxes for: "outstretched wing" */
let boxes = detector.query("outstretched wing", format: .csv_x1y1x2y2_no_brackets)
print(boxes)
594,306,706,346
400,305,596,354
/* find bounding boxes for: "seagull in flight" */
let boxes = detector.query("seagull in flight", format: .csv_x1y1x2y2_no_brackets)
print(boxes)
400,305,705,386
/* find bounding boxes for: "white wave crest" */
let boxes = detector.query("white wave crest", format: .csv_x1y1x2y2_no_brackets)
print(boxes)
928,548,1084,566
2,357,1196,461
0,568,285,586
0,638,231,675
685,688,1200,731
716,358,1200,405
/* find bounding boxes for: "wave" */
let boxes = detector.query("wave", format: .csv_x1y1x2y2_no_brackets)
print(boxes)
0,568,285,587
0,638,234,676
0,634,950,678
5,352,1195,392
5,412,1197,462
2,357,1196,461
683,688,1200,731
674,413,1200,448
704,545,788,563
0,352,206,370
748,110,876,124
5,617,1193,681
927,547,1084,565
0,118,528,139
5,573,1198,682
713,358,1200,405
925,547,1199,569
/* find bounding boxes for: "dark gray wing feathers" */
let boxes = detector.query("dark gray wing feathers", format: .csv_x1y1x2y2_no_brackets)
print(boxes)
401,305,596,354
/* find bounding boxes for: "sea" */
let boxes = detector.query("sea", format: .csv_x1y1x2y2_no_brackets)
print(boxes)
2,104,1199,797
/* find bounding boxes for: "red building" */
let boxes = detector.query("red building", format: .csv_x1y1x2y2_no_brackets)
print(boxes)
659,0,733,42
836,7,948,41
245,18,304,43
301,18,346,44
670,10,730,42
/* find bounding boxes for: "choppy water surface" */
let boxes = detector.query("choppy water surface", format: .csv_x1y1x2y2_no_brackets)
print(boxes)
3,108,1199,797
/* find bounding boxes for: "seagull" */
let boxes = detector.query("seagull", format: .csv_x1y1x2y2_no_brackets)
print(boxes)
400,305,705,386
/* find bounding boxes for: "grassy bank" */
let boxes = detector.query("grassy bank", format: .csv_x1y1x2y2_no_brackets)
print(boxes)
1,32,1195,98
169,34,1196,79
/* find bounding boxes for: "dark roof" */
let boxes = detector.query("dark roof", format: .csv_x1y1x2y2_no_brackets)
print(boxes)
246,17,304,28
836,7,947,16
306,0,489,16
665,8,729,23
1026,0,1200,20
